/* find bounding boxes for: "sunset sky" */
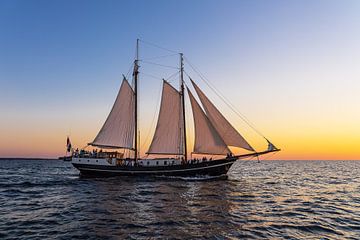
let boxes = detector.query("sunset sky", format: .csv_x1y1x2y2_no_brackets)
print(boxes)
1,0,359,160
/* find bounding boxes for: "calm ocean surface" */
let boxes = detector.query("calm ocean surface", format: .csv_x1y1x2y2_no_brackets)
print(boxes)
0,160,359,239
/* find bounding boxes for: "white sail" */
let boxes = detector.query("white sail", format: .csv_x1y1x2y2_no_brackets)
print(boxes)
90,79,135,149
188,88,231,155
147,81,183,155
191,80,254,151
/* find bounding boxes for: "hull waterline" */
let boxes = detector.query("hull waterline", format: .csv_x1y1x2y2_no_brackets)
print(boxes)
72,158,237,177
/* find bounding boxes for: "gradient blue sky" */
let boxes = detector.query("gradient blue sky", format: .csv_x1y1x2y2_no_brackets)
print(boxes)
1,0,360,159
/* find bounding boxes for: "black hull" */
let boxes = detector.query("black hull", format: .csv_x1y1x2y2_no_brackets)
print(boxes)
72,158,237,177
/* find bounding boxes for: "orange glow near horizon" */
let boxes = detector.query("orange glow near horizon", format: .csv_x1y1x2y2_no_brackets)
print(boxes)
1,81,360,160
1,79,359,160
1,118,359,160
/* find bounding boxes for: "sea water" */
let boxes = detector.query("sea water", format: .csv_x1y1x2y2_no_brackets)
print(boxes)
0,159,359,239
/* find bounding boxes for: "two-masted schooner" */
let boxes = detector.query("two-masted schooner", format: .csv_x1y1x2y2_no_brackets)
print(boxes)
71,40,280,177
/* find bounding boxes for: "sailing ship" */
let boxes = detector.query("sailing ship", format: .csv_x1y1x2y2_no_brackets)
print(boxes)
71,40,280,177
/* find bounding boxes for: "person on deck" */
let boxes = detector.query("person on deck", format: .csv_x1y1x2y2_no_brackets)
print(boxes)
75,148,79,157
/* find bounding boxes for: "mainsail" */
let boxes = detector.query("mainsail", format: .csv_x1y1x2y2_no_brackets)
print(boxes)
147,81,184,155
90,79,135,149
191,80,254,152
188,88,231,155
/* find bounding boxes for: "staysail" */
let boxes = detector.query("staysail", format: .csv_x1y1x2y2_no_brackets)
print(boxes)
191,80,254,151
90,79,135,149
147,81,184,155
188,88,231,155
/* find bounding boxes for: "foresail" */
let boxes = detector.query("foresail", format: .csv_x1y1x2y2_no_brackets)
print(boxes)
188,88,231,155
147,81,183,155
191,80,254,151
90,79,135,149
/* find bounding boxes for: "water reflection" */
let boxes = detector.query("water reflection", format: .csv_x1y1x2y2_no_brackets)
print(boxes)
68,176,235,239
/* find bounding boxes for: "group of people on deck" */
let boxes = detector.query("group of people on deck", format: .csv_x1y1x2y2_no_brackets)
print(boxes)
189,157,212,164
73,148,103,158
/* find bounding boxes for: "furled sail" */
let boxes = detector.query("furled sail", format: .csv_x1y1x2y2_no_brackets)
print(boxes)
147,81,183,155
90,79,135,149
191,80,254,151
188,88,231,155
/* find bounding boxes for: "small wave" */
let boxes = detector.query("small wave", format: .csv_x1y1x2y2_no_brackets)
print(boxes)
0,179,75,188
270,223,342,235
155,174,228,181
0,188,44,196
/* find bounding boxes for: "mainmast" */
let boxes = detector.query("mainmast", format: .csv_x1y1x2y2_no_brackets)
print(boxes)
134,39,139,161
180,53,187,162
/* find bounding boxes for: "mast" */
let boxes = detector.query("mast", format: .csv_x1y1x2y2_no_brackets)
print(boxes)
134,39,139,161
180,53,187,162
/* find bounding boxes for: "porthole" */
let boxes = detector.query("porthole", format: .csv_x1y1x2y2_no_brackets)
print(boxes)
156,161,159,165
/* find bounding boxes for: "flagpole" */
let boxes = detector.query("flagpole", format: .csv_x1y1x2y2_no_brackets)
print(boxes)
65,136,69,158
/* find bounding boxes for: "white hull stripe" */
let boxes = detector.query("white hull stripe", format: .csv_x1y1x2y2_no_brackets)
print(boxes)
76,161,234,174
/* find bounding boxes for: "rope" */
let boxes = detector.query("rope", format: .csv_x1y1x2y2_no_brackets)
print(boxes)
139,39,179,54
165,71,180,83
141,53,179,61
240,151,278,161
141,72,163,80
141,70,179,82
125,62,134,80
262,151,278,160
140,60,179,70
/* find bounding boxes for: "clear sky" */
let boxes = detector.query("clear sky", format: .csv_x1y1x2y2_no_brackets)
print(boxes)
1,0,359,159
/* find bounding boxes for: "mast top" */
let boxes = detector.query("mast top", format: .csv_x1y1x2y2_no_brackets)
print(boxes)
136,38,139,61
